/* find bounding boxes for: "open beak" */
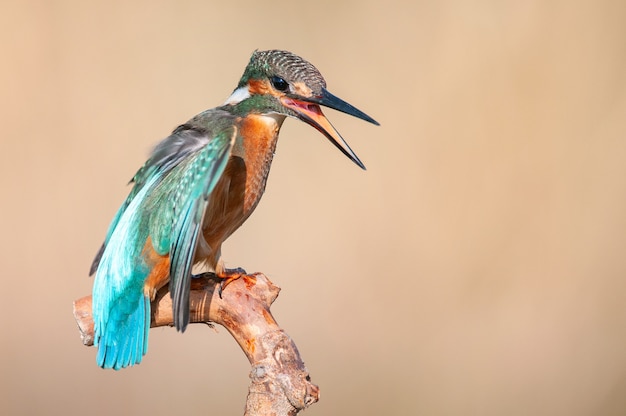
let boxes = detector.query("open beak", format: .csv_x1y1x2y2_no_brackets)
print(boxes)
281,88,379,170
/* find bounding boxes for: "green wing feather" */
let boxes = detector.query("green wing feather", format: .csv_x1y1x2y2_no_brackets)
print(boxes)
146,124,235,330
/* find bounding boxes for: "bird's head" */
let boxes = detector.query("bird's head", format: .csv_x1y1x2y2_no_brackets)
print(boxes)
224,50,379,169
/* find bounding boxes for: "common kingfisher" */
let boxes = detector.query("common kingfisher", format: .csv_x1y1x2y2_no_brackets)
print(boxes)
90,49,379,369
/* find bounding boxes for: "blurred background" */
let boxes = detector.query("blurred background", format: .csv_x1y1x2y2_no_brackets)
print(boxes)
2,1,626,415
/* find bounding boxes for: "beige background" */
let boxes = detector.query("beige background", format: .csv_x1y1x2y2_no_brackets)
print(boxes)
2,1,626,415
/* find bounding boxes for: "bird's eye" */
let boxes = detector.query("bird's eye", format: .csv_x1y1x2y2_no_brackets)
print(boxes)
270,76,289,92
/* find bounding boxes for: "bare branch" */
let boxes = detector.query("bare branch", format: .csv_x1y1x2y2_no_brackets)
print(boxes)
73,273,319,415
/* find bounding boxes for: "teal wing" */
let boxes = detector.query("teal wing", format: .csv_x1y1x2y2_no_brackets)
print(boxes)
146,124,236,331
91,112,236,369
89,123,221,275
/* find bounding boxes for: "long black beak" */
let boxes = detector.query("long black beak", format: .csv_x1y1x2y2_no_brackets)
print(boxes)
311,88,380,126
280,88,379,170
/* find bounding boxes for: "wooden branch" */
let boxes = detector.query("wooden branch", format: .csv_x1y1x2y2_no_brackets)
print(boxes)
73,273,319,415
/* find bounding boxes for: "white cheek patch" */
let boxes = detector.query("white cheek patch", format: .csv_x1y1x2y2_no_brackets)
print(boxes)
223,86,251,105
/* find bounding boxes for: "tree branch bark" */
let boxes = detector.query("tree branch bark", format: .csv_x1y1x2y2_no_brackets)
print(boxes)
73,273,319,415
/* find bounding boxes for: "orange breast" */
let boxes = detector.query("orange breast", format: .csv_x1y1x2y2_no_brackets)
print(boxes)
196,114,283,270
236,114,282,212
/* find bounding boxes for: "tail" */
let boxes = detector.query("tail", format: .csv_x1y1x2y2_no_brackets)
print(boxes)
94,289,150,370
92,176,159,370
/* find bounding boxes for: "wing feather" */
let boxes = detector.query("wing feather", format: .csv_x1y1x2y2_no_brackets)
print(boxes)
162,128,235,331
91,109,237,368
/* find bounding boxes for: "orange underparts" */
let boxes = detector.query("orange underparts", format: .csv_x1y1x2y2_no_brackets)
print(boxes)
236,114,280,213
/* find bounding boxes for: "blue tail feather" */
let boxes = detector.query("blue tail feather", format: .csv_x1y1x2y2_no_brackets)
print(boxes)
95,290,150,370
92,175,159,369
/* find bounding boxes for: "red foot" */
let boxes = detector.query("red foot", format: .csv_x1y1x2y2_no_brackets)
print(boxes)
217,267,247,298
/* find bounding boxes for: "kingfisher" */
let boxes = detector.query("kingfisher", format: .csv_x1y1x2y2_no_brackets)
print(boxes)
90,49,379,370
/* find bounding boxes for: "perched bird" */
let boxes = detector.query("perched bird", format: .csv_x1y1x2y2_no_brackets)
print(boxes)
90,49,379,369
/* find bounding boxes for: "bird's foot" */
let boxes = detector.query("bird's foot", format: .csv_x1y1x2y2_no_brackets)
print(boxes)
217,267,248,298
192,268,254,298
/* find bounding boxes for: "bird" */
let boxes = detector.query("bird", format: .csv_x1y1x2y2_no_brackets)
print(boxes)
90,49,379,370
